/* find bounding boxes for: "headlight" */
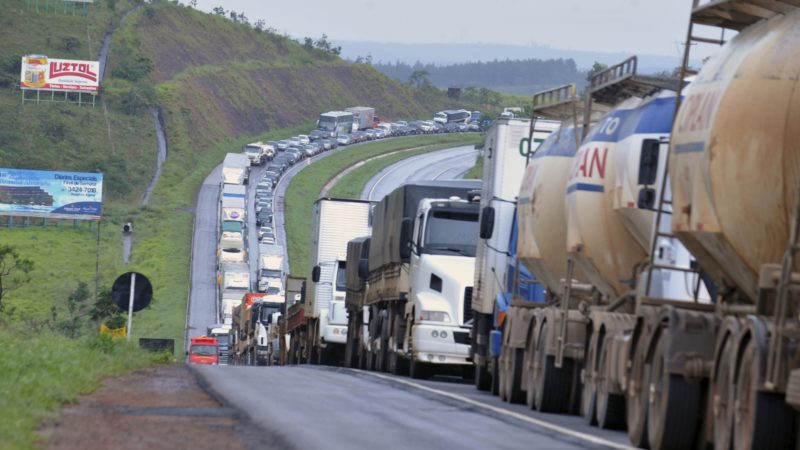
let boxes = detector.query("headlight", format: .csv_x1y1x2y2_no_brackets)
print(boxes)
419,310,451,323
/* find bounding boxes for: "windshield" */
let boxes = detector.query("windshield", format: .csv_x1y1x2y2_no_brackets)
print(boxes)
245,146,260,154
336,261,346,292
434,113,447,120
260,269,282,279
259,305,282,323
423,209,479,257
222,221,243,233
190,345,217,356
265,286,281,295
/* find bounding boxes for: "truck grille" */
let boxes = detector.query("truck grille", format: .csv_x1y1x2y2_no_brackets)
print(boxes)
463,287,473,324
453,330,471,345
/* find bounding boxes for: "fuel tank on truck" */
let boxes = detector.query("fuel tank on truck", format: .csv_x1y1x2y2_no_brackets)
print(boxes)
565,91,675,299
670,10,800,302
517,123,587,296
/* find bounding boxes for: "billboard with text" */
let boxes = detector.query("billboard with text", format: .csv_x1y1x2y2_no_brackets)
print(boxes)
20,55,100,93
0,168,103,220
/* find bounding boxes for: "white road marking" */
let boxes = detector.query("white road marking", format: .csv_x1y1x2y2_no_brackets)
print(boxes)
362,371,635,450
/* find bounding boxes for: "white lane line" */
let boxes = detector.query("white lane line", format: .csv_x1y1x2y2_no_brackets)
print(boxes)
362,371,635,450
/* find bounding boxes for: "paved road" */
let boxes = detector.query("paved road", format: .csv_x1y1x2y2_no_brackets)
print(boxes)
194,365,629,450
362,145,478,201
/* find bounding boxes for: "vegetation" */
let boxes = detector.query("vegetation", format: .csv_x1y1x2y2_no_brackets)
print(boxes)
373,58,586,95
0,329,162,450
284,134,481,274
463,153,483,180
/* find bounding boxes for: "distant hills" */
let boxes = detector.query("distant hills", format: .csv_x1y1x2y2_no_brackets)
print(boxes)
336,41,691,75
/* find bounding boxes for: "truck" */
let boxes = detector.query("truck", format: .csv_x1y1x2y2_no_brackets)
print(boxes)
221,152,249,185
469,116,559,392
221,184,246,223
188,336,219,365
345,106,375,131
284,275,307,364
258,244,285,293
289,198,373,365
218,262,250,325
433,109,471,125
230,292,285,365
317,111,354,137
343,236,371,368
244,141,274,166
354,180,482,378
206,324,230,365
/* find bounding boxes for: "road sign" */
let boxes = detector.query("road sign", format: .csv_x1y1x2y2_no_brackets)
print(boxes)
112,272,152,312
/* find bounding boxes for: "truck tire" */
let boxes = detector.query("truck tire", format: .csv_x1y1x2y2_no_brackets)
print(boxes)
491,357,500,396
474,361,491,391
712,335,735,450
626,337,650,449
581,331,597,425
595,340,626,430
506,348,525,404
389,316,409,376
525,334,537,409
499,347,509,402
534,321,572,413
410,357,432,379
647,332,700,450
473,316,491,391
733,337,797,450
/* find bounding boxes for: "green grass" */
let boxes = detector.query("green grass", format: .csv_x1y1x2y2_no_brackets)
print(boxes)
285,134,482,275
463,152,483,179
0,330,162,450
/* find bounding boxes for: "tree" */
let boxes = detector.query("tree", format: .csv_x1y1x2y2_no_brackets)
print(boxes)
408,69,430,88
212,6,225,15
253,19,265,32
59,282,91,338
303,37,314,50
189,0,197,7
0,245,33,313
586,61,608,82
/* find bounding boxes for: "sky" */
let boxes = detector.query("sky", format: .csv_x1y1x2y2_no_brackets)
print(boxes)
194,0,702,59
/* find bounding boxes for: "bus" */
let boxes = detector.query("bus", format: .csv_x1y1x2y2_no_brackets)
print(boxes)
317,111,354,137
433,109,472,124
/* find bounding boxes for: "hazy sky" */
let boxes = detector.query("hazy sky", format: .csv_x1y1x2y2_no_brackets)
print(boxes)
194,0,699,58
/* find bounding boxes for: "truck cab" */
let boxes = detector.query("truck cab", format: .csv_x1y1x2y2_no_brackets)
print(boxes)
320,259,349,346
408,197,479,366
189,336,219,365
252,297,285,365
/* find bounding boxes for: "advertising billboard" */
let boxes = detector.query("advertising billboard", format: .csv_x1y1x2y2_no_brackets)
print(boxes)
19,55,100,93
0,168,103,220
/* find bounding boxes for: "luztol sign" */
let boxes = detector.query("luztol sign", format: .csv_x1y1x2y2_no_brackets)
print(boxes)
20,55,100,93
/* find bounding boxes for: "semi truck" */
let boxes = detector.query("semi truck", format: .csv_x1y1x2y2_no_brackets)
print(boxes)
244,141,274,166
291,198,373,365
230,292,285,365
433,109,471,125
206,324,230,365
284,275,307,364
469,116,559,392
258,244,285,293
345,106,375,130
221,184,246,223
343,236,371,368
354,180,482,378
221,153,249,185
218,262,250,325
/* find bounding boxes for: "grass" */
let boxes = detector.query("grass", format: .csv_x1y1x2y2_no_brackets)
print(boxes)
0,330,162,450
284,133,482,275
463,152,483,179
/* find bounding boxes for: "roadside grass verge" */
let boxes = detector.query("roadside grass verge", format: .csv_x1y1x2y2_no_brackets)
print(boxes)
463,152,483,179
0,330,162,450
285,134,482,274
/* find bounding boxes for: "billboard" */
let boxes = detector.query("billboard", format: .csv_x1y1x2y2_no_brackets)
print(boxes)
20,55,100,93
0,168,103,220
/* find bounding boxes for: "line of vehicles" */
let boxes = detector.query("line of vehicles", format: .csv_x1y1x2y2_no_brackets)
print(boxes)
276,3,800,449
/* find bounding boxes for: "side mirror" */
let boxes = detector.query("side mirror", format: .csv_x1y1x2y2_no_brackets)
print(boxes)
638,139,660,186
358,258,369,281
311,265,321,283
479,207,495,240
399,217,413,260
638,187,656,209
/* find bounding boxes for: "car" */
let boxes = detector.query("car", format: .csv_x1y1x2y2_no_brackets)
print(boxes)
276,140,290,151
260,234,276,245
309,130,325,141
256,211,272,227
267,163,284,174
288,137,301,147
319,139,332,151
297,134,310,145
257,181,272,190
337,134,352,145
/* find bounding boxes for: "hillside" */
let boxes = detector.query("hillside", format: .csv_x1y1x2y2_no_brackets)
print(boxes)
0,0,480,349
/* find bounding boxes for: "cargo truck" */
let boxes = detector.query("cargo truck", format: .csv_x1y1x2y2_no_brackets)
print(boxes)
343,236,371,368
221,184,246,223
258,244,285,293
345,106,376,131
284,275,307,364
356,180,482,378
221,153,249,185
206,324,230,365
230,292,285,365
244,141,274,166
469,116,559,392
218,262,250,325
293,198,373,365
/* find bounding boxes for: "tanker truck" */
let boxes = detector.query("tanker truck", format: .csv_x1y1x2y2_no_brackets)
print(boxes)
290,198,373,365
469,116,559,392
358,180,481,378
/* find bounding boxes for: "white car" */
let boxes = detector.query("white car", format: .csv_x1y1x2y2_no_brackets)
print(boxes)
260,235,276,245
298,134,310,145
219,247,246,264
259,226,274,240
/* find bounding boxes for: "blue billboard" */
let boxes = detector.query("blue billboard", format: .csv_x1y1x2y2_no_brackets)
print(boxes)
0,168,103,220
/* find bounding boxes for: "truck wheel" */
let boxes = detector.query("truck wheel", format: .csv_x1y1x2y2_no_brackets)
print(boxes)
499,347,509,401
507,348,525,404
733,338,797,450
595,340,626,429
581,333,597,425
390,317,409,376
474,361,491,391
410,357,432,379
712,335,735,450
626,337,650,449
534,321,572,413
525,335,537,409
647,332,700,450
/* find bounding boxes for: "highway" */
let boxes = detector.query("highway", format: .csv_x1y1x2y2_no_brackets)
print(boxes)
187,140,631,449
